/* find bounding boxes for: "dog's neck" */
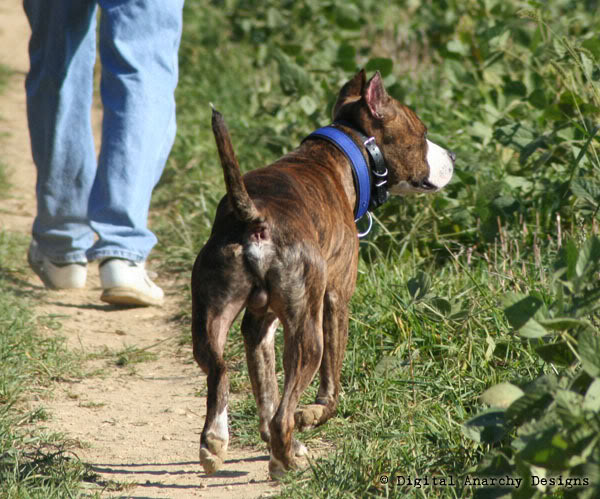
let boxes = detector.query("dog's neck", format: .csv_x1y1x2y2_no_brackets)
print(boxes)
304,122,388,223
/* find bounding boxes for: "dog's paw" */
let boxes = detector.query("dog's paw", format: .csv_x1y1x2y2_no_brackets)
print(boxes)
199,436,227,475
200,446,223,475
294,404,327,431
268,454,298,481
292,438,308,457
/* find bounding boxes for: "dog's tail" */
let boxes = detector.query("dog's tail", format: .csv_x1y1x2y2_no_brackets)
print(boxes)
211,107,263,224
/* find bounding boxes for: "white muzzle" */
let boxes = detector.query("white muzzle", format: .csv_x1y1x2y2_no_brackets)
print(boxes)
425,139,454,191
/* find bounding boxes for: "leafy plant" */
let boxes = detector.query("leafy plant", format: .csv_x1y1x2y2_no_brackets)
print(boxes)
464,236,600,498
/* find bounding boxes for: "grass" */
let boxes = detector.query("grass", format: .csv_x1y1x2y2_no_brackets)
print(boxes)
0,232,95,498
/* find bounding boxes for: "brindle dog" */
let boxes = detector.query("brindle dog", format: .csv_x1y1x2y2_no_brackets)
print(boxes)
191,70,454,478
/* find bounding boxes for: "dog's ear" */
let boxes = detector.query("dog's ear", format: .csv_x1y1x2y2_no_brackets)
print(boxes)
364,71,390,120
332,69,366,119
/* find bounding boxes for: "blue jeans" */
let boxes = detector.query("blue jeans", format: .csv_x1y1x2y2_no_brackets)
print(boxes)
24,0,184,264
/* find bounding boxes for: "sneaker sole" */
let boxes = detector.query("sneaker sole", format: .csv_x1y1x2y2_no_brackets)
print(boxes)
101,286,163,307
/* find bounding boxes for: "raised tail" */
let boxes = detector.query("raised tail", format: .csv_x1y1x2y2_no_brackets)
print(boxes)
211,107,263,224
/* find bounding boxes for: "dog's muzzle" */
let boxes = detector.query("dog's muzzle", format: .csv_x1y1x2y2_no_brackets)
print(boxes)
424,139,454,191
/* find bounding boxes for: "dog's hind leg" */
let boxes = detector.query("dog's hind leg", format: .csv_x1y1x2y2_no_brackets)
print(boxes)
268,271,326,478
192,298,245,475
241,310,279,446
295,289,349,431
242,310,308,458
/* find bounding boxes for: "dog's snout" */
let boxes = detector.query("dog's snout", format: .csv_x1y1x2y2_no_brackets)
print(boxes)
449,150,456,163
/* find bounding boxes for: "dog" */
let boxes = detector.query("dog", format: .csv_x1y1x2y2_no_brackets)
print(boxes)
191,70,454,478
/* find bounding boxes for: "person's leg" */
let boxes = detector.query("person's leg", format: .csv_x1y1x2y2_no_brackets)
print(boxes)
87,0,184,263
24,0,98,265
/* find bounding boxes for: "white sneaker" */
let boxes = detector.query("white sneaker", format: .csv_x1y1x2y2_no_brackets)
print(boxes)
99,258,164,306
27,241,87,289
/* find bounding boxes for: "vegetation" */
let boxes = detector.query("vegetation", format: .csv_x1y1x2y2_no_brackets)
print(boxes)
0,232,92,497
155,0,600,497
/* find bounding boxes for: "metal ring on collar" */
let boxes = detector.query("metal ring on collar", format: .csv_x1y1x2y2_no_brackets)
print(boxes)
357,211,373,238
372,167,388,178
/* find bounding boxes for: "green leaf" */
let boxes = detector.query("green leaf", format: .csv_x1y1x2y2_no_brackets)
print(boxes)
519,429,571,470
538,318,588,331
571,178,600,207
503,294,543,330
570,370,594,395
529,88,548,109
298,95,317,116
365,58,394,78
581,52,594,82
583,379,600,412
519,136,546,165
336,43,356,71
555,389,584,420
407,272,431,301
518,319,549,339
535,341,576,366
506,392,553,427
430,297,452,316
332,3,362,30
462,409,507,444
447,39,469,56
582,37,600,59
579,329,600,377
468,121,494,144
272,48,312,95
576,236,600,278
563,237,579,281
480,382,524,409
504,175,533,191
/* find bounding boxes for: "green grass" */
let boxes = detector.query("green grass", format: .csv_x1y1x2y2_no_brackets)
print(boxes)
0,232,95,498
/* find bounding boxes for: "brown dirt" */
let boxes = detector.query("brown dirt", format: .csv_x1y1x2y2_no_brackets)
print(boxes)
0,2,287,497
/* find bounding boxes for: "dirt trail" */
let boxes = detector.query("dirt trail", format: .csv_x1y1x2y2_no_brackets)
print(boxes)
0,3,281,497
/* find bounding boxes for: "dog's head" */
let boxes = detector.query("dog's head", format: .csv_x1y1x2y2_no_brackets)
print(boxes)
332,70,454,195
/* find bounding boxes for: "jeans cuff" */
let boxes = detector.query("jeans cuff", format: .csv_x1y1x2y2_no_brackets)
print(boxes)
86,249,146,263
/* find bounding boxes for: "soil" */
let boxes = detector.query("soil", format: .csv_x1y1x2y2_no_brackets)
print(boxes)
0,2,285,497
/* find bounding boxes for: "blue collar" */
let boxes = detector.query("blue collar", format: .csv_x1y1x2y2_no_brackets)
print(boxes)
304,123,388,224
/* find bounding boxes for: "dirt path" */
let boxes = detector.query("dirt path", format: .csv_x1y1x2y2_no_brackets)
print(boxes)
0,3,281,497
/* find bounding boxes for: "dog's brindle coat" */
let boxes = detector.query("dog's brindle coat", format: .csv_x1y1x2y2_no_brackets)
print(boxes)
191,70,454,477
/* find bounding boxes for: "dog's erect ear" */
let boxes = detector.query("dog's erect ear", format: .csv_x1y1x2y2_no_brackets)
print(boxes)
332,69,366,119
364,71,389,120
